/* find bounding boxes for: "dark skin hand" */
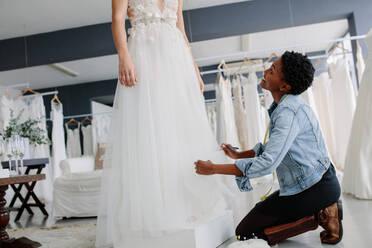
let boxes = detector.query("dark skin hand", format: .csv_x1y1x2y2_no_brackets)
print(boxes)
195,57,292,176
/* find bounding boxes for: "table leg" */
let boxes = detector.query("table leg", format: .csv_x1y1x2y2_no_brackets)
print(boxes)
0,185,9,241
10,184,34,215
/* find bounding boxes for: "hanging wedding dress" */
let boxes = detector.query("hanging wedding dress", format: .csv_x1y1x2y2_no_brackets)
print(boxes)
301,86,319,119
241,73,266,148
312,73,337,167
51,102,66,180
0,95,12,132
65,123,82,158
81,124,94,156
343,30,372,199
96,1,236,246
232,77,249,150
328,59,357,170
205,103,217,137
215,74,241,148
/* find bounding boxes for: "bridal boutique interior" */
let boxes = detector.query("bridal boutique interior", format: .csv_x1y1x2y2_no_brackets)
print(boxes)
1,0,372,247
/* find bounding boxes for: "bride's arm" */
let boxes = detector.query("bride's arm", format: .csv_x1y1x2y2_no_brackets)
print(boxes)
112,0,138,87
176,0,204,92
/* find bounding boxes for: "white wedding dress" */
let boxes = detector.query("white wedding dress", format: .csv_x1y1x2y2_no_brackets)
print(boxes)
65,123,82,158
343,29,372,199
96,1,235,247
51,102,66,180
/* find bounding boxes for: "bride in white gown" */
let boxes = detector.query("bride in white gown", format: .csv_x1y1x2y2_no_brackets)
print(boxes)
95,0,235,247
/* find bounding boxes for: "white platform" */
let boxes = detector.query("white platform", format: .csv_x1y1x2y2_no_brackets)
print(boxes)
119,210,235,248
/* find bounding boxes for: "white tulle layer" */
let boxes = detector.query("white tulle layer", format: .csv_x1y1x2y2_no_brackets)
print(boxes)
95,22,237,248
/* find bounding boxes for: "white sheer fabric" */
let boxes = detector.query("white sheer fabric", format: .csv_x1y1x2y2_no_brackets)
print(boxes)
205,103,217,137
12,95,50,159
0,95,12,132
301,87,320,119
312,73,338,167
232,77,249,150
95,1,236,246
51,102,66,180
216,75,240,148
343,29,372,199
241,73,266,148
356,40,366,84
65,123,82,158
81,124,94,156
328,59,357,170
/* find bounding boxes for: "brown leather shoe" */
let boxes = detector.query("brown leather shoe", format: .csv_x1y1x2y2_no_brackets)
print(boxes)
318,200,343,244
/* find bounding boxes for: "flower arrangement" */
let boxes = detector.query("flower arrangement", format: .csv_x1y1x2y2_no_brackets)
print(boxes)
0,110,49,145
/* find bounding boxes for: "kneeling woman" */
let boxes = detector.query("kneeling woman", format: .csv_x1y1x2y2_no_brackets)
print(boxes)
195,51,342,244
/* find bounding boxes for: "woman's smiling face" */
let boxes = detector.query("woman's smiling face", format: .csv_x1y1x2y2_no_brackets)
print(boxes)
260,57,290,93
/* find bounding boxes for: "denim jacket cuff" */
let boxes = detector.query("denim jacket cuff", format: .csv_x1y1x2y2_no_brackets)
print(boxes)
253,143,264,156
234,159,254,192
235,175,253,192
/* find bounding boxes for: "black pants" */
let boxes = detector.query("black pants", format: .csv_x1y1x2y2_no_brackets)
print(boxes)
235,164,341,240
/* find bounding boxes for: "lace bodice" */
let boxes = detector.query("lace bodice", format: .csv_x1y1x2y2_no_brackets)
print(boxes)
128,0,178,26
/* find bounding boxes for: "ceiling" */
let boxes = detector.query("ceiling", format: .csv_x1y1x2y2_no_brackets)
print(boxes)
0,0,349,90
0,0,250,40
0,19,348,89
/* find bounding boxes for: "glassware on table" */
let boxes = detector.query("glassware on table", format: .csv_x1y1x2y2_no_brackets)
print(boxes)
6,139,16,176
18,137,26,175
0,136,5,162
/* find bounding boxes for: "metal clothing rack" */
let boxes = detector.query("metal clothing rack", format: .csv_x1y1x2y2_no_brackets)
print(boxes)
46,111,112,122
196,34,367,66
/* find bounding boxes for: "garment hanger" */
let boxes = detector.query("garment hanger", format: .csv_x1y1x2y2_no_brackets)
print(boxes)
50,94,62,105
314,59,325,69
19,87,40,96
65,118,79,126
80,116,92,125
263,53,278,70
233,57,256,75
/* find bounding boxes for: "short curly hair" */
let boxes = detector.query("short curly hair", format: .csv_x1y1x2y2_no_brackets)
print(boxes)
281,51,315,95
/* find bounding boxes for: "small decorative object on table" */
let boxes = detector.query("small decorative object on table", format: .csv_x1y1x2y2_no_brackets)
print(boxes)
0,110,49,166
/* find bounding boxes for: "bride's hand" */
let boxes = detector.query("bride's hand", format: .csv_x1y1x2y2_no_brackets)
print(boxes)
119,55,138,87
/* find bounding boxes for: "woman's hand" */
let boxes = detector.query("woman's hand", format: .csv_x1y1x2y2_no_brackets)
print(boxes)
221,143,240,159
119,55,138,87
194,160,215,175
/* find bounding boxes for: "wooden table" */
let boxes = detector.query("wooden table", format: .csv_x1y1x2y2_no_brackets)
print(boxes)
0,174,45,242
1,158,49,221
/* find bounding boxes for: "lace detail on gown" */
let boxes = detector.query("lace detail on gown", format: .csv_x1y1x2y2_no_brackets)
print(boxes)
127,0,178,39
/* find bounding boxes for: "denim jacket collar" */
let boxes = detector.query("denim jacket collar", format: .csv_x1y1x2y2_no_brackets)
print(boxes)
268,94,291,117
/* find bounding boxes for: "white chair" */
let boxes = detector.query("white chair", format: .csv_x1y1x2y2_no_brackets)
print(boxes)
53,156,102,218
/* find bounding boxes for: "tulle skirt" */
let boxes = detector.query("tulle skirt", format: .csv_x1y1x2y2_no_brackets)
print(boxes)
95,22,236,248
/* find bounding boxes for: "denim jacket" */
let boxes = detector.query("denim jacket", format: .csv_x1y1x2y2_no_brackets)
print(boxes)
235,94,331,196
